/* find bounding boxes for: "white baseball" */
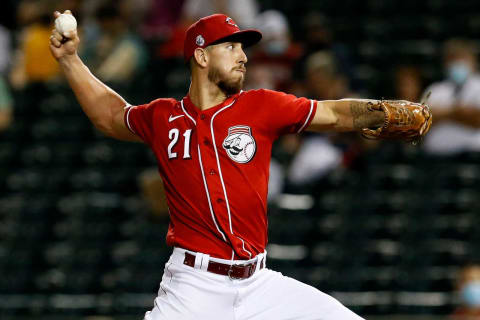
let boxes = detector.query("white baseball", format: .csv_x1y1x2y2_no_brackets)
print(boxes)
55,13,77,37
243,141,255,159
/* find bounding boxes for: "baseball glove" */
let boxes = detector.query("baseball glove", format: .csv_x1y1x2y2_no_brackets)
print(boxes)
361,100,433,144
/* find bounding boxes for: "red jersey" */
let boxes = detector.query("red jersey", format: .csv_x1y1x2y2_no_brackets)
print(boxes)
125,89,317,260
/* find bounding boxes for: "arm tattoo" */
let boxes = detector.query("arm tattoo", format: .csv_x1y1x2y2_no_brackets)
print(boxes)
350,102,385,130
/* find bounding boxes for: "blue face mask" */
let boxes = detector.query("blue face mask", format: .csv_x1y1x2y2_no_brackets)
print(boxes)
447,62,472,85
461,281,480,307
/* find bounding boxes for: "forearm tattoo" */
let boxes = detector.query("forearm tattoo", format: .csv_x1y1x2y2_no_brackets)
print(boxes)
350,102,385,129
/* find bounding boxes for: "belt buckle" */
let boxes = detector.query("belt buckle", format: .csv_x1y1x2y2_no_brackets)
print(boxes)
228,264,244,280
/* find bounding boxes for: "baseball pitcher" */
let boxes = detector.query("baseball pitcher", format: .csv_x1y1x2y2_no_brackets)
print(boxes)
50,11,432,320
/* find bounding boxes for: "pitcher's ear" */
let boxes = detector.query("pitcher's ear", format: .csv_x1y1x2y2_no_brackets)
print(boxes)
193,48,208,68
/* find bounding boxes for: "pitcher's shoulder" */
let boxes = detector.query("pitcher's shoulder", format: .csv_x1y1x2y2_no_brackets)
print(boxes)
239,88,287,101
147,97,179,108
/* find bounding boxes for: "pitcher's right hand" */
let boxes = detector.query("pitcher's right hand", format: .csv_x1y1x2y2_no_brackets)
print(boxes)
49,10,80,61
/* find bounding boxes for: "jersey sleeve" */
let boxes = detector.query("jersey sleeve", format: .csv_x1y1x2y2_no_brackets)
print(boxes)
260,89,317,137
124,100,158,145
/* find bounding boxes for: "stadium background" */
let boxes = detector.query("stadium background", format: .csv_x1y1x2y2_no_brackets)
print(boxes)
1,0,480,319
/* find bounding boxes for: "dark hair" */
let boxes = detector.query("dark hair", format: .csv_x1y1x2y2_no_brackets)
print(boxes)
444,38,476,58
187,57,194,73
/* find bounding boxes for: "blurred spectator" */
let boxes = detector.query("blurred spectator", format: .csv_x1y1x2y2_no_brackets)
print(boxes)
81,1,147,86
293,12,354,90
269,50,352,197
393,65,423,102
9,0,61,89
422,39,480,155
78,0,143,35
182,0,259,28
0,76,13,131
304,50,376,171
0,21,12,132
304,50,352,100
153,7,190,60
152,0,258,64
286,135,342,187
117,0,151,29
244,64,276,91
245,10,302,92
139,0,186,40
0,24,12,74
267,158,284,202
451,263,480,320
287,50,354,186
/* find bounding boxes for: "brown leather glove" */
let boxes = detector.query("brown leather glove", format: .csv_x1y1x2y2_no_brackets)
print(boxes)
361,100,433,144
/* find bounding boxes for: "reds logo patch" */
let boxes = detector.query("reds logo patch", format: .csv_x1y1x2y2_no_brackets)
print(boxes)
225,17,239,28
223,126,256,163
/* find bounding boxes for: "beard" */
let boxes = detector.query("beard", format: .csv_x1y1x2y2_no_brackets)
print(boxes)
208,65,244,96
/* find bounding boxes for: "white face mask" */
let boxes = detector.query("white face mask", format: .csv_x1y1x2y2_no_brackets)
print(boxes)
265,39,288,56
447,61,472,85
461,281,480,307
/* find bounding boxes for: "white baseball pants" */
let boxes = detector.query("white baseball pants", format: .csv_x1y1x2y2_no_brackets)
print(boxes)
144,248,364,320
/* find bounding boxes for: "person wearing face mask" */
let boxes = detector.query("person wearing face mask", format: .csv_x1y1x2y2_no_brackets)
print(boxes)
451,263,480,320
421,39,480,155
245,10,302,92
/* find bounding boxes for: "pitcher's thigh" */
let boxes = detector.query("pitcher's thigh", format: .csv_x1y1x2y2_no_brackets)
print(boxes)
144,263,235,320
240,270,364,320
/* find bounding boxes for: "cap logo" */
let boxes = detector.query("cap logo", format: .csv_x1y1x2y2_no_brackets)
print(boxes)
226,17,238,28
196,35,205,46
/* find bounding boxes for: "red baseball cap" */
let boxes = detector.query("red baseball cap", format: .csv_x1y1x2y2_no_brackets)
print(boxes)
184,14,262,63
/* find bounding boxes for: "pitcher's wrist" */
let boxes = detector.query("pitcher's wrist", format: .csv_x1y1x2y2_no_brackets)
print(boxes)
58,54,81,69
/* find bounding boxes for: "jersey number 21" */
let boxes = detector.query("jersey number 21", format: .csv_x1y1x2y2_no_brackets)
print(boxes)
168,128,192,159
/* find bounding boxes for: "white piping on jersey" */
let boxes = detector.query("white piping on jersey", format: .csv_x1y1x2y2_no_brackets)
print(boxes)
238,236,252,258
180,100,196,125
197,144,228,242
210,100,253,258
297,99,315,133
125,105,136,134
